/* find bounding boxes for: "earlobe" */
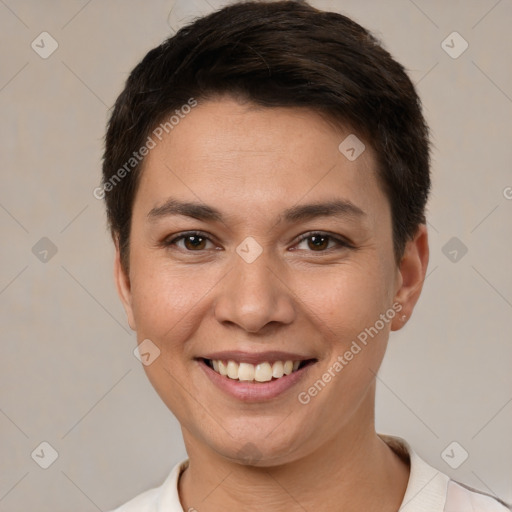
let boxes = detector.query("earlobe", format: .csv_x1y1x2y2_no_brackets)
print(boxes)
113,244,136,331
391,224,429,331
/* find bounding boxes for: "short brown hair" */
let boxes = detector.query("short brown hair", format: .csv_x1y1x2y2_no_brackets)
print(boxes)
102,0,431,271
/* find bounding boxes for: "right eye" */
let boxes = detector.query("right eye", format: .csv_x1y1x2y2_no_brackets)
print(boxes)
163,231,217,252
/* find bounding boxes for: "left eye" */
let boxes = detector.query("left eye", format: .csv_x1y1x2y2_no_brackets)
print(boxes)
295,232,349,252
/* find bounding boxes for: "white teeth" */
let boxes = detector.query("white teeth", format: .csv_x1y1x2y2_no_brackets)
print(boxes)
208,359,305,382
272,361,284,378
238,362,255,381
255,362,273,382
218,360,228,376
227,360,238,379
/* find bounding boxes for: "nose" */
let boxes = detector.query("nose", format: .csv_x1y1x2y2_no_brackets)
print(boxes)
213,248,296,334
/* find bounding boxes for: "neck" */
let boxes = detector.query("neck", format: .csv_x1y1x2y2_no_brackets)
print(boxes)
178,391,410,511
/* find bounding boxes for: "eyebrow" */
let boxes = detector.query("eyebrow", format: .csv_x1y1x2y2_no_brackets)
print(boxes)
147,197,366,225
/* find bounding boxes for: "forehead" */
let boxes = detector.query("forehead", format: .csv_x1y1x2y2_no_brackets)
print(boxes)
134,97,388,228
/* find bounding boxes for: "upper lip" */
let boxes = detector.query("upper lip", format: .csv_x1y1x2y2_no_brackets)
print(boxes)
200,350,316,365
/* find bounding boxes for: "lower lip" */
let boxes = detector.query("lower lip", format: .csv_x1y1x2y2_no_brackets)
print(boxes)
198,360,315,402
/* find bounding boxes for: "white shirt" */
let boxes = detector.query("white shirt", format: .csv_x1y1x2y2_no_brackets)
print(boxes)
107,434,510,511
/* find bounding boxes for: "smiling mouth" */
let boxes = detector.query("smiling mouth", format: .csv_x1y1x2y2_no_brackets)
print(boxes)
202,358,316,383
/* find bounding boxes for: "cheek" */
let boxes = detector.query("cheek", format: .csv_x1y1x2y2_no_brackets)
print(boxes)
128,259,219,352
131,276,190,333
127,263,210,421
296,262,393,343
295,269,392,426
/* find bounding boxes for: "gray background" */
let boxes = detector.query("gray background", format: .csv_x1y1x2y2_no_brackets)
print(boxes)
1,0,511,510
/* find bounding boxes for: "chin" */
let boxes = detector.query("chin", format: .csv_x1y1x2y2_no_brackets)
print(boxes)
213,429,308,468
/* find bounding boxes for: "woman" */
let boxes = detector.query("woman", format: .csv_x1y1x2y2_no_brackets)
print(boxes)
101,1,510,510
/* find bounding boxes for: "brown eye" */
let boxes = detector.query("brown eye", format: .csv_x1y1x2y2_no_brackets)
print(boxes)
183,234,207,250
307,234,330,251
295,232,351,252
165,232,214,251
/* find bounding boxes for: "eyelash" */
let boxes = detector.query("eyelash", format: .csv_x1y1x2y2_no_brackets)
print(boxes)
163,230,353,253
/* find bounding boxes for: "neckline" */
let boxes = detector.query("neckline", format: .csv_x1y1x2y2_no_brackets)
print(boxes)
172,435,449,512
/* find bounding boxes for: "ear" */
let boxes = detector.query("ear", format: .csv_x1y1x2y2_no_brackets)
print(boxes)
391,224,429,331
114,241,136,331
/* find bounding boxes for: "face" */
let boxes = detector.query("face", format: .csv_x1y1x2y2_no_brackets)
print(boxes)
115,96,428,466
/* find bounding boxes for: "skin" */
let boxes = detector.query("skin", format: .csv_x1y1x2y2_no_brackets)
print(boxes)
114,96,429,511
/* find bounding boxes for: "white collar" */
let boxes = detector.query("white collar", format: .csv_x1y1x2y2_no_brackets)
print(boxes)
379,434,449,511
111,434,508,511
